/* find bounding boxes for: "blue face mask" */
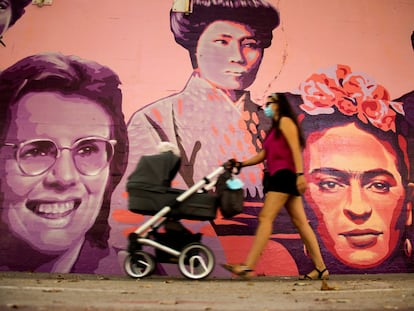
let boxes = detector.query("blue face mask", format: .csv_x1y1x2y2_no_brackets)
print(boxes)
264,105,275,118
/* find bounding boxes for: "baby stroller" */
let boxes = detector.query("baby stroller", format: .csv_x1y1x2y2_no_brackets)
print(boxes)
124,149,237,280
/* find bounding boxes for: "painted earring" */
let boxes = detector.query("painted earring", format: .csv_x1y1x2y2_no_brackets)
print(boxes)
404,238,412,258
406,202,412,226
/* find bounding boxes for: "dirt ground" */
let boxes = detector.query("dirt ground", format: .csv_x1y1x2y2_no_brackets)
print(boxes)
0,272,413,311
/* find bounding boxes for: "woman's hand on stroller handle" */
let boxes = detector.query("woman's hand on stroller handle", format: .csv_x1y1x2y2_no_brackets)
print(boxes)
224,158,242,174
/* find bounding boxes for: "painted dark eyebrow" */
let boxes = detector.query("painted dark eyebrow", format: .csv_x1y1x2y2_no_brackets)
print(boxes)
310,168,343,175
310,168,349,181
219,34,233,39
310,167,397,182
216,34,257,41
363,168,396,180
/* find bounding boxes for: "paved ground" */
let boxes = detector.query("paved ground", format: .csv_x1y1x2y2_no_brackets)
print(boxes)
0,272,413,311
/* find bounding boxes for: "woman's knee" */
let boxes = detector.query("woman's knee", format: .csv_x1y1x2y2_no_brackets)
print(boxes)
292,217,312,232
257,208,277,229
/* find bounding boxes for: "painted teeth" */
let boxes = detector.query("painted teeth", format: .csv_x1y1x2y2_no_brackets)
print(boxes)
38,202,74,214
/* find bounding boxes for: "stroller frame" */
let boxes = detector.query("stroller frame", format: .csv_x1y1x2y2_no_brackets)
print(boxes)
124,164,225,280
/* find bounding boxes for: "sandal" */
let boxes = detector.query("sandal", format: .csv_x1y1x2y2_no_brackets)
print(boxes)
221,263,253,278
299,268,329,280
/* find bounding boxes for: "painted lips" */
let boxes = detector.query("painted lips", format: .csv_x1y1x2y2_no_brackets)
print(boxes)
340,230,383,248
225,70,245,77
27,200,81,219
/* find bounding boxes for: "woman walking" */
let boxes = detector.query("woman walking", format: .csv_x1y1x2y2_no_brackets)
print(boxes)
222,92,329,280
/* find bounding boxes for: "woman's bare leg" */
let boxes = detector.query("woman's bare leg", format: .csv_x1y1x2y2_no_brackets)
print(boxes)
285,196,328,278
244,191,289,270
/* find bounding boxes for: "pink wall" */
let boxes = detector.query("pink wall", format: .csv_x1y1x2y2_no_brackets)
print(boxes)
1,0,413,120
1,0,414,277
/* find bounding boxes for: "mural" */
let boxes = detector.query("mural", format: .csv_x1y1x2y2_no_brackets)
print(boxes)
296,64,413,273
122,0,278,196
0,0,413,275
0,53,128,272
109,0,280,277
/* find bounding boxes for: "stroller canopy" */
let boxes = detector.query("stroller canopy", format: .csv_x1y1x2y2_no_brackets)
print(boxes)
127,151,181,192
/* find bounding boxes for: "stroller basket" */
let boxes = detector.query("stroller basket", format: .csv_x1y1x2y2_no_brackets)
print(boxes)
128,186,217,220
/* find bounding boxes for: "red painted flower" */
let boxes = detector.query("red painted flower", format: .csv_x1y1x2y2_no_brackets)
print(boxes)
298,64,404,132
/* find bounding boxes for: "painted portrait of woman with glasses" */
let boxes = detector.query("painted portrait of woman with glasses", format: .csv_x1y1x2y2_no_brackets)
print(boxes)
0,52,128,273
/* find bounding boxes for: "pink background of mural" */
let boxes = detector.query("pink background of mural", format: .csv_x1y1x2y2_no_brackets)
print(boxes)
1,0,413,121
1,0,414,276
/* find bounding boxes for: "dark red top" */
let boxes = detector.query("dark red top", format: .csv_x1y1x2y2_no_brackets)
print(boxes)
263,127,295,175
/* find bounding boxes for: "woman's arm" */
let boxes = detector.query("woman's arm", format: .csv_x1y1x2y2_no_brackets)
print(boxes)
240,149,266,167
279,117,307,194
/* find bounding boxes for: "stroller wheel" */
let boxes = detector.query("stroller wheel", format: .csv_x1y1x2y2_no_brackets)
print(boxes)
178,243,215,280
124,251,156,278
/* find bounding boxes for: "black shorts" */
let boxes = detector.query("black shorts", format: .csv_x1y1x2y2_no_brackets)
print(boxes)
263,169,300,196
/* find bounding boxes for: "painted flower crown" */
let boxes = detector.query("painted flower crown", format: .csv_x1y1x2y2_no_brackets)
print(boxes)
298,64,404,132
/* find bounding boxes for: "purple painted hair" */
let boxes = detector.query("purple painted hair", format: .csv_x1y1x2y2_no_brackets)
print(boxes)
170,0,280,68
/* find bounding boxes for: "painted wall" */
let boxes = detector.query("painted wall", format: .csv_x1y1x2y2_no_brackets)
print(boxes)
0,0,413,277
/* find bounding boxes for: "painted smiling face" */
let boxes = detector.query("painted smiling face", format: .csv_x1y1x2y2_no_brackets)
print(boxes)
0,92,113,252
304,123,405,268
196,20,263,91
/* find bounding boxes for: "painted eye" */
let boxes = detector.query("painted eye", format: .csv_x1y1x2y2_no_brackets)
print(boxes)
367,181,390,193
318,180,344,193
242,40,259,49
214,39,229,45
76,144,100,157
0,0,10,10
19,141,56,159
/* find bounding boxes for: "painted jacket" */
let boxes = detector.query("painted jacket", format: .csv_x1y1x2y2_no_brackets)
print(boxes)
121,72,271,200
